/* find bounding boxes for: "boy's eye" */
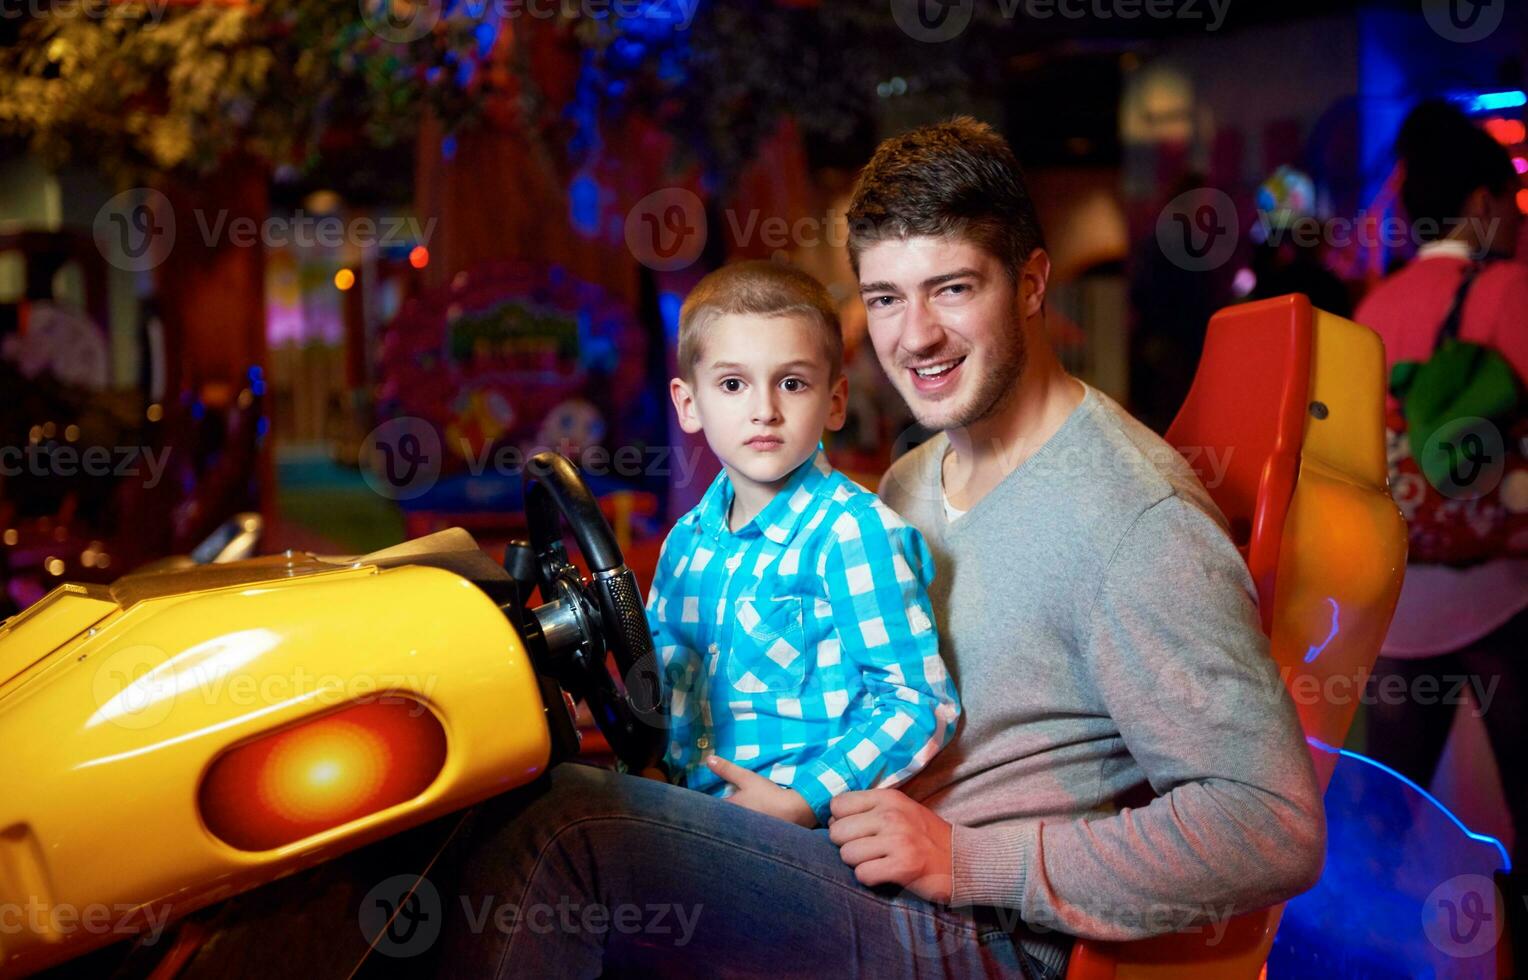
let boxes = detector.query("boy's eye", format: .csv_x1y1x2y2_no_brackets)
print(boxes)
720,378,744,392
780,377,808,393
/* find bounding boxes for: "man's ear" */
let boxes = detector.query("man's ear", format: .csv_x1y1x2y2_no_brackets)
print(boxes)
1019,248,1051,320
670,377,704,434
824,372,850,432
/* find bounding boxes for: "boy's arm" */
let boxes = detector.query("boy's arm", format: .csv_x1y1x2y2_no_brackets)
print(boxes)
790,501,960,823
644,532,704,781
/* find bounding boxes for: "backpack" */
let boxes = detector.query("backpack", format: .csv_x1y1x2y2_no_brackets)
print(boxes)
1385,264,1528,565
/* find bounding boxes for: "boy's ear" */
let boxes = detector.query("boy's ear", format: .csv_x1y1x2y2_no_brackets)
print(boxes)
669,377,704,434
824,372,850,432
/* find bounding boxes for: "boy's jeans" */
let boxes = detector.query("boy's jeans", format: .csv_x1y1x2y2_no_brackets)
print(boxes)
430,763,1067,979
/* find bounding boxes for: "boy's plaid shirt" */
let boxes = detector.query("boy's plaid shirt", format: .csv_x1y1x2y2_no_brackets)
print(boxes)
645,449,961,821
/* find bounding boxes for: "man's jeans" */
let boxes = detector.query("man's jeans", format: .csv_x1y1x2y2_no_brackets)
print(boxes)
431,763,1067,979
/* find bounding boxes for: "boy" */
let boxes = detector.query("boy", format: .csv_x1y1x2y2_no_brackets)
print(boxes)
645,260,960,828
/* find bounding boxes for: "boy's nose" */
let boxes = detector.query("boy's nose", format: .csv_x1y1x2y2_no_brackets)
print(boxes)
751,389,782,424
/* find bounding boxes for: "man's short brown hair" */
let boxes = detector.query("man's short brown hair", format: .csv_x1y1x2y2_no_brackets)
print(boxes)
846,116,1046,281
677,260,843,380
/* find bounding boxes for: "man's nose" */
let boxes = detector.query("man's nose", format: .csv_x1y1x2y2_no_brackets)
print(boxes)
900,297,947,356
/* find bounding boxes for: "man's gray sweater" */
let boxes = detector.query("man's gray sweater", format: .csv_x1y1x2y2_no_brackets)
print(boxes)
878,383,1325,942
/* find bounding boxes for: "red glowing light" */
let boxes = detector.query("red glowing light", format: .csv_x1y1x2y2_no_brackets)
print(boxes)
409,246,429,269
1483,117,1526,146
199,698,446,851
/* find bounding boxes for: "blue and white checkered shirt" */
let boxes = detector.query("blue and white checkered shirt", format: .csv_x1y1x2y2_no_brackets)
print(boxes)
645,449,961,822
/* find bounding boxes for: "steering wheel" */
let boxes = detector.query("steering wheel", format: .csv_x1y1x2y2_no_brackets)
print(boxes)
519,451,667,776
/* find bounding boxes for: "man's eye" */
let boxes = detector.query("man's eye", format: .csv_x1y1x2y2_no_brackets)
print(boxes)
720,378,744,392
866,295,896,309
940,283,970,297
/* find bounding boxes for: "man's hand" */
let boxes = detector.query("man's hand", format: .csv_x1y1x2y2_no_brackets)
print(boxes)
828,789,953,904
705,756,817,827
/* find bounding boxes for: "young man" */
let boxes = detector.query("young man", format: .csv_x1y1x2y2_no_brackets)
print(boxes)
648,260,959,827
844,118,1322,942
432,119,1323,979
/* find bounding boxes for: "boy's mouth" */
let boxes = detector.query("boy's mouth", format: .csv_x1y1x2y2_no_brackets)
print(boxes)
744,435,785,451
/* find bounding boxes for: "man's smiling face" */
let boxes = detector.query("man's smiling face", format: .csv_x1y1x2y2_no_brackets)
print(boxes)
857,235,1029,432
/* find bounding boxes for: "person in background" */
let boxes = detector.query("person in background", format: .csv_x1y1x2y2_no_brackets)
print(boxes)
1355,101,1527,877
1248,165,1353,318
1127,173,1231,433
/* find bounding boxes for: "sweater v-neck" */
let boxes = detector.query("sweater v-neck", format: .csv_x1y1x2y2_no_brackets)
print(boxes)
934,383,1098,534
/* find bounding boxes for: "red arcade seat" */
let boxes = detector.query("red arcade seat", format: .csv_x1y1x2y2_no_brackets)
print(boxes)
1066,294,1409,979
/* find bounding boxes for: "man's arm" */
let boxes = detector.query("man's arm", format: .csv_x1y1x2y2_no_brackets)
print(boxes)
790,500,961,824
947,494,1325,939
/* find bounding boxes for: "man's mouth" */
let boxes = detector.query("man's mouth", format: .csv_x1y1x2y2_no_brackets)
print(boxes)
908,356,966,392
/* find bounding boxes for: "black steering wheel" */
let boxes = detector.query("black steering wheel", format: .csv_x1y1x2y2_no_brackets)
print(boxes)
519,451,667,776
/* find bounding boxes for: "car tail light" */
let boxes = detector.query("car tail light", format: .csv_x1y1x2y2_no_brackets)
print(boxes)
199,697,446,851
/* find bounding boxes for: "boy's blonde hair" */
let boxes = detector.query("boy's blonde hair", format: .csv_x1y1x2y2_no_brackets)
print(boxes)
677,260,843,381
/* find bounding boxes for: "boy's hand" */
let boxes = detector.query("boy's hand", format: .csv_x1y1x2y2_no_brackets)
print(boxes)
706,756,817,828
827,789,953,904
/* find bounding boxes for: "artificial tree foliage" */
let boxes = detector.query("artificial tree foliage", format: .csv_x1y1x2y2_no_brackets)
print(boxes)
0,0,993,192
0,0,469,187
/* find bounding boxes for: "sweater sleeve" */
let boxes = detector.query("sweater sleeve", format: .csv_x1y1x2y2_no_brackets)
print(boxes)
949,494,1326,940
1483,265,1528,384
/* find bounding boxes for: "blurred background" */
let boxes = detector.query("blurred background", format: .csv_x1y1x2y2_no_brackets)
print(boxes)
1,1,1525,970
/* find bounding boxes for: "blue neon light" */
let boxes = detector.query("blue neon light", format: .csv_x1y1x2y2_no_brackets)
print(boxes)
658,290,683,340
1304,597,1340,663
569,175,602,237
1454,90,1528,113
1307,737,1511,871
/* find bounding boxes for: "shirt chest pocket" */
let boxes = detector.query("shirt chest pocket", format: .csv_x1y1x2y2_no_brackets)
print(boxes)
725,594,807,695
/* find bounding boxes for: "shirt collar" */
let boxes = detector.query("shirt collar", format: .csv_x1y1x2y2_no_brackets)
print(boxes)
695,447,834,544
1415,239,1476,262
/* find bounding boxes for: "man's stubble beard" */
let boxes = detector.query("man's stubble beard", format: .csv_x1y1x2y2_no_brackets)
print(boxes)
912,320,1028,433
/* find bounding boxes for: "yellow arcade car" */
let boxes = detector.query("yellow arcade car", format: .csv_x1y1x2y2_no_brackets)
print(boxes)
0,453,665,978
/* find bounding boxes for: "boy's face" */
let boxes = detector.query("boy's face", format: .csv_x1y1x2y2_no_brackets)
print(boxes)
857,235,1046,432
670,313,848,491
